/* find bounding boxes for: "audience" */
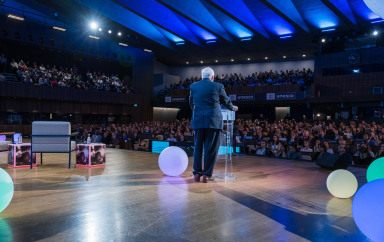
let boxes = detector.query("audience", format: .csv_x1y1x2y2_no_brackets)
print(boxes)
163,68,313,91
7,58,132,93
73,118,384,166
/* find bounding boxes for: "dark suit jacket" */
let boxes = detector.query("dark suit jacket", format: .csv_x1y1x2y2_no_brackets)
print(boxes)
189,78,235,129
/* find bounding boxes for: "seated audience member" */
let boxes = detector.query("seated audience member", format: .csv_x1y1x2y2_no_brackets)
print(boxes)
353,143,375,165
376,143,384,158
255,141,267,156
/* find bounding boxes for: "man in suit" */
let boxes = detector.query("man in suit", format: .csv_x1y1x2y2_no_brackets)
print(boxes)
189,67,238,183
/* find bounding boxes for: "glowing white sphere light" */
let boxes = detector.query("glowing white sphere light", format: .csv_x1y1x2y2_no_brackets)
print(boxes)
326,169,358,198
158,146,188,177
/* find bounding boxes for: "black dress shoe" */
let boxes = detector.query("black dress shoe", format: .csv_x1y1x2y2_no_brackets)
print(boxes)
194,174,201,182
202,175,207,183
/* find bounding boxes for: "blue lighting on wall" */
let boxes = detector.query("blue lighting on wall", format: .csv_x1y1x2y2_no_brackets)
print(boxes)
244,0,295,36
116,0,205,45
293,0,339,29
266,0,310,32
202,2,253,39
161,0,232,41
350,0,380,20
329,0,357,23
211,0,270,38
362,0,384,19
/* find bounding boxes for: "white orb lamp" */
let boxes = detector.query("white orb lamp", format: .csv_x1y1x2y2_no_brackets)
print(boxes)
158,146,188,177
326,169,358,198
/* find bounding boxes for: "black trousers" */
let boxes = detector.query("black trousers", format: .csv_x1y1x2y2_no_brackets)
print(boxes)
193,128,221,177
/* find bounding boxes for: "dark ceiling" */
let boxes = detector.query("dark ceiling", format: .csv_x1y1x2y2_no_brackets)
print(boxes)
1,0,383,65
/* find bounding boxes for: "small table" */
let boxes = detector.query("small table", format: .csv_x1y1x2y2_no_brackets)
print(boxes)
76,143,106,167
8,143,37,168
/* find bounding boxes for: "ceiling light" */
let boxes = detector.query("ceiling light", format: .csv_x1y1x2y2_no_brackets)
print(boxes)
89,21,98,30
321,28,336,32
353,69,360,74
186,61,189,64
7,14,24,21
200,60,204,64
283,55,287,59
279,35,292,39
206,40,216,44
302,54,307,58
52,26,66,32
98,27,102,32
88,35,99,40
321,38,326,43
144,49,152,53
108,30,112,34
240,37,252,41
215,60,218,63
176,41,185,45
117,32,122,36
247,58,251,61
371,18,384,24
118,42,128,47
264,57,269,60
373,30,379,36
230,59,234,62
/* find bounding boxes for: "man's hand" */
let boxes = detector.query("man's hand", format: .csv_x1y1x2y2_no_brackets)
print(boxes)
233,105,239,112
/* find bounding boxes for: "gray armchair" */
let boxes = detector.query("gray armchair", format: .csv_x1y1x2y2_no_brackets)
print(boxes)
31,121,72,168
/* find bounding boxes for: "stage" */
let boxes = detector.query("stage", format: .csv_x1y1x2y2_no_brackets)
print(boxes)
0,149,369,241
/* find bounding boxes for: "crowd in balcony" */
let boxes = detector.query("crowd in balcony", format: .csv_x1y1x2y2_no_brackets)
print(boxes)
165,68,314,91
73,118,384,167
5,58,132,93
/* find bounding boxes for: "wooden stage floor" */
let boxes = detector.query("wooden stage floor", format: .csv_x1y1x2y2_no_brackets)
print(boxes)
0,149,370,242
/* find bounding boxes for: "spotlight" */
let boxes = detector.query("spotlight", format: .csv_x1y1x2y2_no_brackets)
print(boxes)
230,59,234,62
283,55,287,59
321,38,326,43
206,40,216,44
302,54,307,58
52,26,66,32
108,30,112,34
372,30,379,36
200,60,204,64
7,14,24,21
264,57,269,60
186,61,189,64
353,69,360,74
117,32,122,36
316,113,321,117
98,27,102,32
89,21,98,30
215,60,218,63
247,57,251,61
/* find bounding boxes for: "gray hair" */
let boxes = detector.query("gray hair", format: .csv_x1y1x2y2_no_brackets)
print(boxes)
201,67,215,79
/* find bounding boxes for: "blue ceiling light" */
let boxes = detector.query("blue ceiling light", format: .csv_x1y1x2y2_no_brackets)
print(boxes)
210,0,270,38
363,0,384,19
206,40,217,44
161,0,232,41
349,0,380,20
243,0,295,36
328,0,357,24
175,41,185,45
154,25,185,43
279,34,293,39
177,16,217,41
115,0,202,45
265,0,310,32
371,18,384,23
240,37,252,41
321,28,336,32
291,0,339,29
73,0,174,48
